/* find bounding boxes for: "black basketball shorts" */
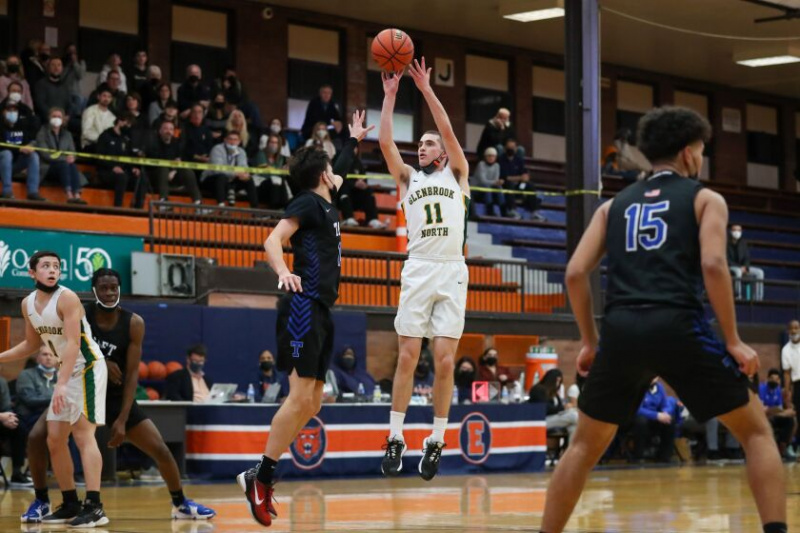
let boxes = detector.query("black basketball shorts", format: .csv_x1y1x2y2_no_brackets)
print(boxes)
276,294,334,382
105,396,150,431
578,306,750,426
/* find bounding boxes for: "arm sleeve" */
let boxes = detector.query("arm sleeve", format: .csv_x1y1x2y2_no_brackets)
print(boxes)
332,137,358,177
283,194,321,229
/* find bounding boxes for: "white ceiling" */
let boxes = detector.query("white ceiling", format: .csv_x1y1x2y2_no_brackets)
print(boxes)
260,0,800,99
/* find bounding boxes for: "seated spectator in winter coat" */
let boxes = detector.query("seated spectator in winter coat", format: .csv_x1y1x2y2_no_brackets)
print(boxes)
454,356,478,404
301,84,342,140
472,147,514,218
498,138,542,219
477,347,517,389
201,130,257,207
81,86,116,150
304,121,337,160
95,114,146,207
148,82,175,126
177,64,211,119
253,134,291,209
0,94,44,200
330,346,376,396
36,107,85,203
727,224,764,301
256,350,290,403
143,121,201,205
0,55,34,109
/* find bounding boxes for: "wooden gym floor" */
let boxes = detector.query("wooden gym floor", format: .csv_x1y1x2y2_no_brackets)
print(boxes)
1,464,798,532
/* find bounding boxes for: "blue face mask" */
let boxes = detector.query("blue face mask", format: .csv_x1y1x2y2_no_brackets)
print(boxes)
38,364,54,374
5,111,19,124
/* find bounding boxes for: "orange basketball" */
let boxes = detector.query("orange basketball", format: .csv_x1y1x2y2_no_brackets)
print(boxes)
371,28,414,72
138,361,149,379
166,361,183,375
145,387,160,401
147,361,167,381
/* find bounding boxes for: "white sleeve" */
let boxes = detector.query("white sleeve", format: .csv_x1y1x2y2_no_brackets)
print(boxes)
781,345,791,371
567,384,580,400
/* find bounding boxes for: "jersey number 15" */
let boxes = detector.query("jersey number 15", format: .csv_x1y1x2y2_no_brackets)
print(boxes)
624,201,670,252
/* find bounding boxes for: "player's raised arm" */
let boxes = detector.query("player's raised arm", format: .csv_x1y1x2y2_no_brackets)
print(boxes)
265,219,303,294
379,71,413,192
408,57,469,191
0,298,42,363
565,201,610,375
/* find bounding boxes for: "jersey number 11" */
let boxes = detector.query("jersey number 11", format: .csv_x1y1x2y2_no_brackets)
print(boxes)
424,203,443,225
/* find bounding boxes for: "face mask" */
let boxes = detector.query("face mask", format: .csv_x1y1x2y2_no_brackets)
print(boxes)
505,148,515,156
7,64,19,74
768,381,779,390
270,124,281,134
213,101,225,109
188,75,200,84
225,143,238,152
260,361,274,372
5,111,18,124
341,357,356,370
316,129,327,139
50,117,63,128
421,151,446,175
92,286,120,310
8,92,22,104
456,370,473,385
484,356,498,366
731,231,742,240
189,361,204,374
791,333,800,343
35,280,59,293
38,364,55,374
267,145,279,155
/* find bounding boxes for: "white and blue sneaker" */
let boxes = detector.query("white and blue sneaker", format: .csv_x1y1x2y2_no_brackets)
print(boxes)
172,499,216,520
20,499,50,523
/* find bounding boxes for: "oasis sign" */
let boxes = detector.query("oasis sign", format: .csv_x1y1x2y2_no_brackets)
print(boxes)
0,228,143,293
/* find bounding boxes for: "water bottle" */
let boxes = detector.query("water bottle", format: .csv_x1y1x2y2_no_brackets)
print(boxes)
451,387,459,405
501,387,510,404
533,370,540,385
372,384,382,403
513,382,522,403
357,382,366,398
246,384,255,403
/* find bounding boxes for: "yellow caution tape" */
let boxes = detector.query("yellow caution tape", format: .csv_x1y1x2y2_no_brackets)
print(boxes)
0,141,601,198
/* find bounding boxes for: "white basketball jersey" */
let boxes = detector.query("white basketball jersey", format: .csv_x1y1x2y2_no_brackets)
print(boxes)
26,287,103,370
403,166,469,260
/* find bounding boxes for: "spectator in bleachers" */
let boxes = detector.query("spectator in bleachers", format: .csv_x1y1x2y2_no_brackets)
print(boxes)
256,350,289,403
267,117,292,156
305,121,336,159
183,103,214,166
61,43,87,113
96,113,146,207
213,67,246,107
36,107,84,204
24,41,49,97
177,64,211,119
727,224,764,301
15,344,56,431
782,319,800,448
253,133,290,209
563,373,585,409
148,82,175,126
0,55,34,109
139,65,161,111
413,351,435,398
152,101,182,139
331,346,377,396
202,129,257,208
454,356,478,404
97,53,127,93
602,128,651,183
166,344,212,402
124,92,149,152
81,85,116,150
88,71,126,117
472,146,512,218
759,368,796,460
529,369,578,440
682,414,740,461
0,80,33,116
0,94,44,200
126,50,150,98
0,376,29,486
499,138,543,221
338,145,385,228
478,347,517,389
631,377,676,463
476,107,518,158
144,121,201,205
225,109,253,155
34,57,72,120
301,84,342,140
205,93,229,139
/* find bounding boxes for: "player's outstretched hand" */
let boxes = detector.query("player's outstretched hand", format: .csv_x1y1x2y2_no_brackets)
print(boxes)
408,57,432,92
727,340,759,378
576,343,596,377
278,273,303,293
382,71,401,97
349,109,375,142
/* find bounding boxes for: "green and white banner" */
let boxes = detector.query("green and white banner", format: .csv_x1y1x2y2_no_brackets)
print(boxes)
0,228,143,294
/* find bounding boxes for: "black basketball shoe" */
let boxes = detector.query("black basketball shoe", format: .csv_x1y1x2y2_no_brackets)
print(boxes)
68,501,109,528
381,436,406,476
418,438,446,481
41,502,82,524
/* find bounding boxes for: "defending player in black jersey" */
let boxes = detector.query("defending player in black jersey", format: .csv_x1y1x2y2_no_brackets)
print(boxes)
539,107,786,533
21,269,215,523
238,110,373,527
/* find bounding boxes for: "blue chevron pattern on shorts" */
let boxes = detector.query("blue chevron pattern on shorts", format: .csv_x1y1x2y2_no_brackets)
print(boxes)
301,232,320,299
287,294,312,341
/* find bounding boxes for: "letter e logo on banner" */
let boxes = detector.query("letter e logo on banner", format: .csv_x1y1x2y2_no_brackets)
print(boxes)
459,412,491,464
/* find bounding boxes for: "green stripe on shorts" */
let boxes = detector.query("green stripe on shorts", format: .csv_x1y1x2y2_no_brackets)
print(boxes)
83,363,96,424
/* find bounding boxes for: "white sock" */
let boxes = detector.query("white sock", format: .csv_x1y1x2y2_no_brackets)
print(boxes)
389,411,406,441
431,417,448,444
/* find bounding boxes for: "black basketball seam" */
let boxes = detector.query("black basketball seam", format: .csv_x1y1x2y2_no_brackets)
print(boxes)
375,35,397,60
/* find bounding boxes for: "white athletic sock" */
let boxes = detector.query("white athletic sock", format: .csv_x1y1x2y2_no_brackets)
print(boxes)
389,411,406,441
431,417,448,444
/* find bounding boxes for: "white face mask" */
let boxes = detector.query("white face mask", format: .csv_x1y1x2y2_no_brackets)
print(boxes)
270,124,281,134
791,333,800,343
316,129,327,139
50,117,63,128
225,143,238,152
8,92,22,104
731,231,742,240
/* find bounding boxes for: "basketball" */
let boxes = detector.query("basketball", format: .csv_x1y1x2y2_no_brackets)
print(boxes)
138,361,148,379
145,387,160,401
147,361,167,381
371,28,414,72
166,361,183,375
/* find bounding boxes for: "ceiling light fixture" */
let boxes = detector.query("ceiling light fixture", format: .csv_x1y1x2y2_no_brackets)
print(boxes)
735,44,800,67
500,0,565,23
